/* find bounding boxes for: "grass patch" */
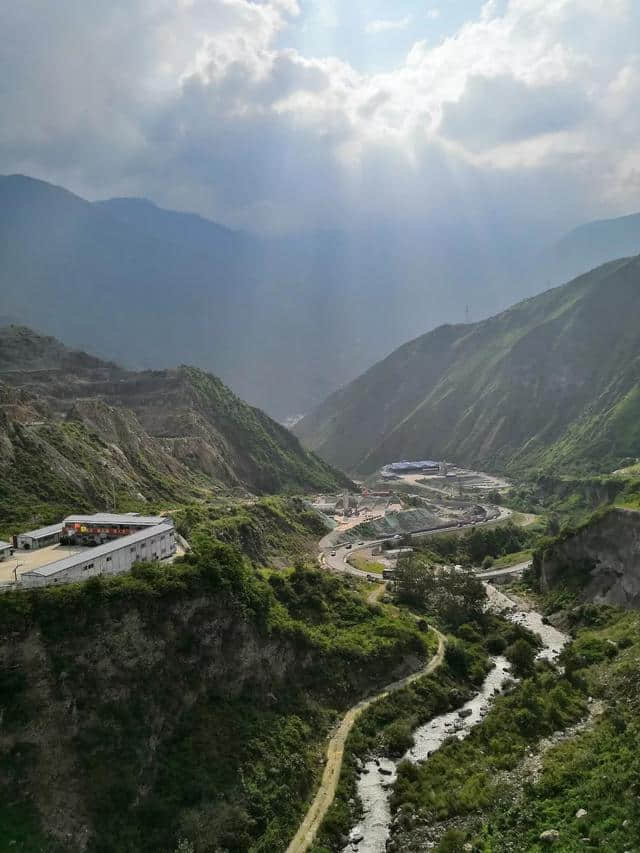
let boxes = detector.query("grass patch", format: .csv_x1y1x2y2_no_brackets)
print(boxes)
492,549,533,569
347,554,386,575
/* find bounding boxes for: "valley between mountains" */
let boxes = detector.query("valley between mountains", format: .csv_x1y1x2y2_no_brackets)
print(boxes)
2,256,640,853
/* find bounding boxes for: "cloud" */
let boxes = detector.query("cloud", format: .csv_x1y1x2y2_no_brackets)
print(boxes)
1,0,639,238
439,73,589,150
366,16,411,35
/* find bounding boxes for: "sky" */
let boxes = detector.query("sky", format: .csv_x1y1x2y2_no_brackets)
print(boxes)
2,0,640,239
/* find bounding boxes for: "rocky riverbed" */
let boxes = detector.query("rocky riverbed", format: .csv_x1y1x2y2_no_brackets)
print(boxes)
342,584,569,853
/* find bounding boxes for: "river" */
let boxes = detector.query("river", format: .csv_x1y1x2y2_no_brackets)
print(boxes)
342,584,569,853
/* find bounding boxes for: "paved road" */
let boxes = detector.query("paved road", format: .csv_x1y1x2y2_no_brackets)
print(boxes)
285,631,446,853
477,559,531,580
320,505,513,579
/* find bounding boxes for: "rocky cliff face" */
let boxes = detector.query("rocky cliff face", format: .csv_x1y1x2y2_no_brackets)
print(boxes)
0,567,424,851
539,509,640,608
1,594,296,847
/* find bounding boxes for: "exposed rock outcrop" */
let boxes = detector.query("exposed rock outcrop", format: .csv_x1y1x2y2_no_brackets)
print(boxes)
539,509,640,608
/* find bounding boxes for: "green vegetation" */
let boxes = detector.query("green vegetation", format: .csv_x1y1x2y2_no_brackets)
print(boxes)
296,255,640,478
181,366,352,495
311,648,488,853
504,472,640,528
474,607,640,852
381,596,640,852
347,554,386,574
0,535,433,853
411,522,536,568
394,559,487,630
0,326,350,537
0,413,207,536
391,664,585,826
174,496,328,566
311,565,536,852
492,548,533,568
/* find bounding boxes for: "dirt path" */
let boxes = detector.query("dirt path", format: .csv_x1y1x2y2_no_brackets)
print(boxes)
285,630,446,853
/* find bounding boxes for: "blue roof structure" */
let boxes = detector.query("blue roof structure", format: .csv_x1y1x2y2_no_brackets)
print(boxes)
386,460,440,473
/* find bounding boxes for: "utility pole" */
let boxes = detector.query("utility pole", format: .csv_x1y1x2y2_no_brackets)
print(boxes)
465,304,471,324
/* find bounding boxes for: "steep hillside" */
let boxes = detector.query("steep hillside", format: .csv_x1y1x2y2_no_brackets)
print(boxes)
0,547,429,853
0,326,349,528
0,173,586,420
296,256,640,476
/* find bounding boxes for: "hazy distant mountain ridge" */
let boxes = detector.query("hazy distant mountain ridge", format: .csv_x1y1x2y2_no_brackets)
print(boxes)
540,211,640,288
4,173,640,421
295,256,640,476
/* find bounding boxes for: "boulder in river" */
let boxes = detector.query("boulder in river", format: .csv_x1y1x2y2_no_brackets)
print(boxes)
459,708,473,718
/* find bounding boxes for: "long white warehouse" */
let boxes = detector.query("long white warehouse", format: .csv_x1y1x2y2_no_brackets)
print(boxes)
20,522,176,588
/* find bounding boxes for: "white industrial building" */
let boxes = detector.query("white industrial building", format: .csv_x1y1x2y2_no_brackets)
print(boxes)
17,523,64,550
61,513,169,544
0,540,12,561
20,522,176,588
63,513,167,529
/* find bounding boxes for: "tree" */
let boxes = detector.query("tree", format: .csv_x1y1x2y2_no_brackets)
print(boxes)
395,555,437,607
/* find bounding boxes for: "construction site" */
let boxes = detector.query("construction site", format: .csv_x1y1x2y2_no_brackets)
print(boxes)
309,461,509,551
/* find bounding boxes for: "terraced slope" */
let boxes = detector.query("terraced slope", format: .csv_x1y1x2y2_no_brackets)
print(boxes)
0,326,350,528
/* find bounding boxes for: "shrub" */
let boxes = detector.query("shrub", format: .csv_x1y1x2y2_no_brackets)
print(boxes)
385,720,414,756
505,638,536,678
445,640,474,678
485,634,507,654
436,828,468,852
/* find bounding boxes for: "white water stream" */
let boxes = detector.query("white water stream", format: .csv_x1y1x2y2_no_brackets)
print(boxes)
342,585,569,853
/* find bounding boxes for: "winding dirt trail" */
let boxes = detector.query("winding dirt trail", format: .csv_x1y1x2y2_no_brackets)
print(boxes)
285,629,446,853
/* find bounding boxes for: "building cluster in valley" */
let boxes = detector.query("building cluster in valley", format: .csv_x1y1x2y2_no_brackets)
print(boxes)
382,459,448,477
0,513,177,588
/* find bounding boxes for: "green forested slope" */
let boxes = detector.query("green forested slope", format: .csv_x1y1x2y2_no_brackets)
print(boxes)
0,326,349,530
296,256,640,476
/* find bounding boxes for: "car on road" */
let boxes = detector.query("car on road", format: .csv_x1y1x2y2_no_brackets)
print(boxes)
358,541,365,545
345,544,352,550
330,551,336,556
